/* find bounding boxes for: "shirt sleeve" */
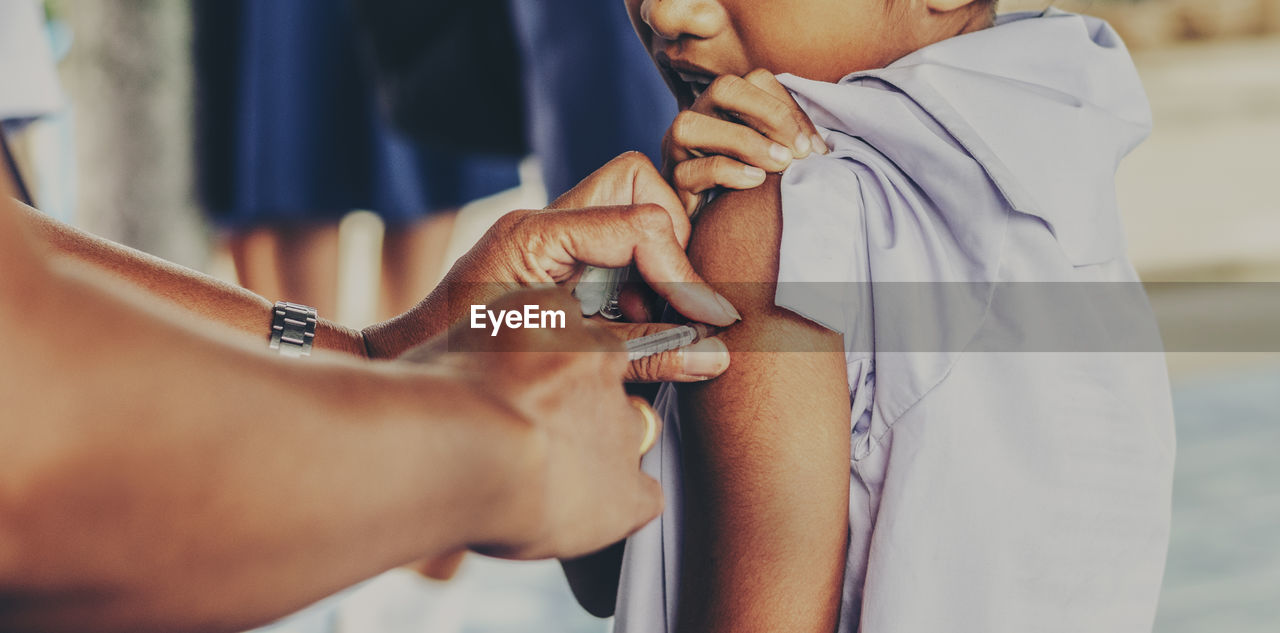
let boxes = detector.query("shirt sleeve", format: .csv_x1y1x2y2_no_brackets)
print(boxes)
775,150,876,432
774,151,871,344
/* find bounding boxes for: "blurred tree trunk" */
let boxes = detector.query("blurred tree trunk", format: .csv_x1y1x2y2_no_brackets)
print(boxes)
59,0,209,269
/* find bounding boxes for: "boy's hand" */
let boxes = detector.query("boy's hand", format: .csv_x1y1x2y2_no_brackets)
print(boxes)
662,69,827,215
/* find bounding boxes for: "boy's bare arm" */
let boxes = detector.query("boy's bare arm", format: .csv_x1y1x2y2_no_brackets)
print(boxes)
675,175,851,633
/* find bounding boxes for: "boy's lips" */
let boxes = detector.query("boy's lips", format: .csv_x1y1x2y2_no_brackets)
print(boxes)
656,53,717,104
676,71,713,99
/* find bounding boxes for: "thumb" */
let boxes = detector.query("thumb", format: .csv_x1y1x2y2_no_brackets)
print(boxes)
603,322,732,383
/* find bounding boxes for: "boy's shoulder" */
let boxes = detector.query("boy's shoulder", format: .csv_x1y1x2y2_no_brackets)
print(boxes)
775,9,1150,268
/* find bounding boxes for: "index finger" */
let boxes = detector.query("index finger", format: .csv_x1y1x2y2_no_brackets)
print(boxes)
602,321,732,383
528,205,740,326
621,206,741,327
741,69,827,155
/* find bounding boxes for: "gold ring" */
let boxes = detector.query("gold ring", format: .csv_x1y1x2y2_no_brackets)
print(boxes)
629,396,660,456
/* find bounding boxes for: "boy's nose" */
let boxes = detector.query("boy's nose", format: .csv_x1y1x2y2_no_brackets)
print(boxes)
640,0,725,41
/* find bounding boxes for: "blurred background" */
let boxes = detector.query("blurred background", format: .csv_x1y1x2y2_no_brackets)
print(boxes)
3,0,1278,632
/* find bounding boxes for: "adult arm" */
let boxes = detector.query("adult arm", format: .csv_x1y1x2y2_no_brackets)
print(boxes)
14,199,367,354
14,153,735,381
0,181,661,631
0,195,506,629
674,176,851,632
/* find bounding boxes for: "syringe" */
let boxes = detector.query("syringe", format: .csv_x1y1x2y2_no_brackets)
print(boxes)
574,266,627,320
625,323,718,362
575,192,715,321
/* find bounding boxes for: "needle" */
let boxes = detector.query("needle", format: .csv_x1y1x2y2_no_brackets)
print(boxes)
625,323,719,362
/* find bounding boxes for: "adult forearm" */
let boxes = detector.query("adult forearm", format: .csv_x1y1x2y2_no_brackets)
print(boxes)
360,243,516,360
16,201,367,356
0,260,534,632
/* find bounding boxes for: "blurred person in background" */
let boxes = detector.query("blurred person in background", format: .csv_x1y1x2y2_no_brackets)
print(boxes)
507,0,678,199
193,0,522,319
354,0,677,203
0,0,71,221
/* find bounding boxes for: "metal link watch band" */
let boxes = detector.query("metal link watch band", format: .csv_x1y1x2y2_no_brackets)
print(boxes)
269,301,317,358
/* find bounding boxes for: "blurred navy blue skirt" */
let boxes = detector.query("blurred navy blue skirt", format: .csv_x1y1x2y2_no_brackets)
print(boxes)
509,0,677,199
194,0,520,229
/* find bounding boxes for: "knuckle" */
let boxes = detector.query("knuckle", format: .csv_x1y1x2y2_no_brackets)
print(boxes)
710,155,737,172
745,68,772,82
631,352,665,382
614,150,648,169
512,215,548,258
672,159,701,187
671,159,692,184
769,99,796,125
793,111,812,131
627,204,672,236
671,110,698,140
661,134,679,160
708,74,739,99
494,208,532,234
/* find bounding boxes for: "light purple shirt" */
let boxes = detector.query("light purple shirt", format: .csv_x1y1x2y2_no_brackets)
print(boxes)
615,10,1175,633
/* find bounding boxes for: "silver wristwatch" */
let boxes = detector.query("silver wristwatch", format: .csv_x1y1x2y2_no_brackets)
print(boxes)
269,301,317,358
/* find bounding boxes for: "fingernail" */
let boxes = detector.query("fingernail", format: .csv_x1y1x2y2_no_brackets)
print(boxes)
742,164,766,182
714,292,742,322
681,337,730,378
793,133,812,157
768,143,792,165
811,134,829,154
